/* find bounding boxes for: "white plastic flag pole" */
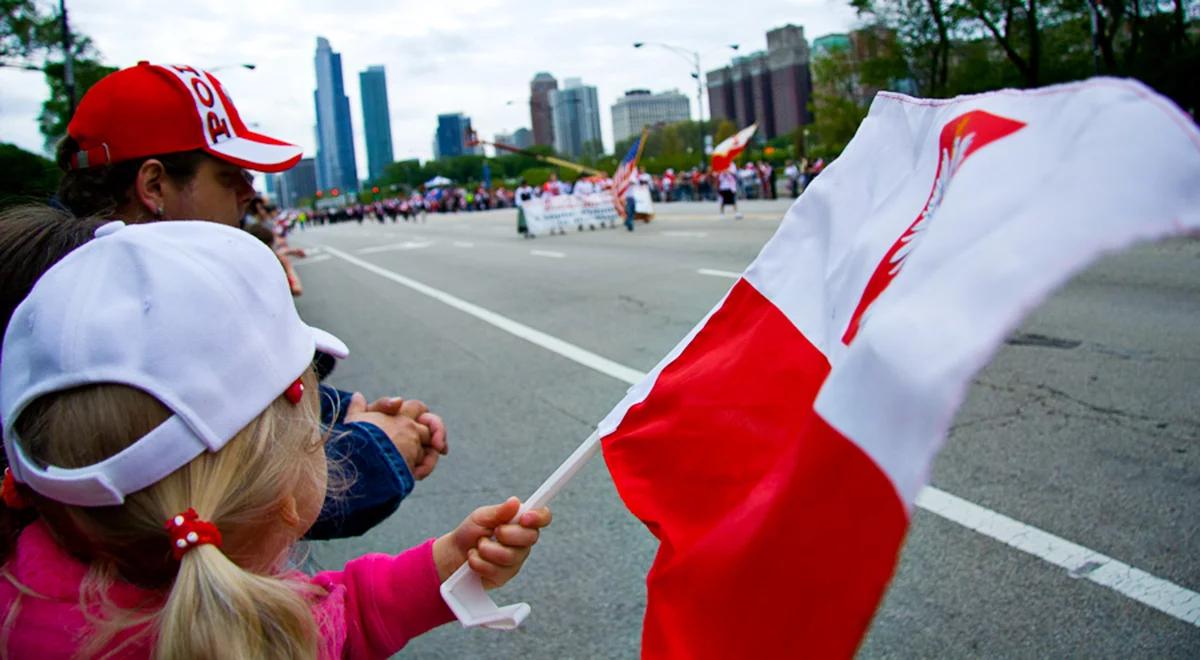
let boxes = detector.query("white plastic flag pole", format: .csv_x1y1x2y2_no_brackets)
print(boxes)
440,431,602,629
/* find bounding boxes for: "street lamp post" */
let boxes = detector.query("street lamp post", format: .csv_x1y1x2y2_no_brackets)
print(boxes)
633,41,738,167
59,0,75,120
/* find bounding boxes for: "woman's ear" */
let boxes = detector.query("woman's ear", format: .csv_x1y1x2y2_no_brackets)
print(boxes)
132,159,169,220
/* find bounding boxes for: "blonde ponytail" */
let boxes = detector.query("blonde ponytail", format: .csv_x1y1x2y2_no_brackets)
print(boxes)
157,545,317,659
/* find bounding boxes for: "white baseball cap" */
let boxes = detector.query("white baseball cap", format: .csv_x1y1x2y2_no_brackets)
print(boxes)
0,220,347,507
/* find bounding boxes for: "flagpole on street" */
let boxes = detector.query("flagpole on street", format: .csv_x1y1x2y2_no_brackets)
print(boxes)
440,430,603,629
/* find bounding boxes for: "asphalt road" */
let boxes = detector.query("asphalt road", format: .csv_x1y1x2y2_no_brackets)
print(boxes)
290,199,1198,658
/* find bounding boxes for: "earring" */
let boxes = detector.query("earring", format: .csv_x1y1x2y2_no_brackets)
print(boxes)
155,205,164,217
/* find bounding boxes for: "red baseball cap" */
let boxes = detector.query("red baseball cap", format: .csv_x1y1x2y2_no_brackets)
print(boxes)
66,61,302,172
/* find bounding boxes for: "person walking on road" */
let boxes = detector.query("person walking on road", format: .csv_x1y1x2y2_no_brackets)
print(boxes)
718,166,742,219
624,169,639,231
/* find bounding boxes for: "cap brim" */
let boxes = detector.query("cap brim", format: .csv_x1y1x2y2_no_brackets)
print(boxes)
207,130,303,173
311,326,349,359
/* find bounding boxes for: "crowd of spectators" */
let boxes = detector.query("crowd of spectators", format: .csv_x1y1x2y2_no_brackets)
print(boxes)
272,158,827,228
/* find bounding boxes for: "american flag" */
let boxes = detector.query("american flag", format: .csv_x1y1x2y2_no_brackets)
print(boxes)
611,134,643,218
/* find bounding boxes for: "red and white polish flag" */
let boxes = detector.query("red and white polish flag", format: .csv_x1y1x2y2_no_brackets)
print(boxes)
598,79,1200,658
711,123,758,173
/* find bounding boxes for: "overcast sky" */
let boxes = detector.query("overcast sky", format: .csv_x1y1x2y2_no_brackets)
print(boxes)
1,0,860,175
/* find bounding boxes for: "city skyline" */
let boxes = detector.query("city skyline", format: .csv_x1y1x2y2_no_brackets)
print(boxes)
313,36,358,191
0,0,861,184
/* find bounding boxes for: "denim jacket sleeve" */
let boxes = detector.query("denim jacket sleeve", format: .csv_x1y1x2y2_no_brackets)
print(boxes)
304,384,415,540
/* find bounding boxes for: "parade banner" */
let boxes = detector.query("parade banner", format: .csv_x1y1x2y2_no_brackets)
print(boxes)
519,193,620,237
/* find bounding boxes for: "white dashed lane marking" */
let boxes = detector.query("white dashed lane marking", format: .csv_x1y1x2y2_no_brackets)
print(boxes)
293,254,332,266
697,268,741,279
357,241,434,254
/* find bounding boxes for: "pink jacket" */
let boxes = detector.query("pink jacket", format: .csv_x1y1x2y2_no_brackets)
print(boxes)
0,521,455,658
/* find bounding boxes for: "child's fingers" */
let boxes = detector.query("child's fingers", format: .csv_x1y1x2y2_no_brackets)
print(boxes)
476,537,527,568
517,506,552,529
456,497,520,544
467,548,510,585
492,523,541,549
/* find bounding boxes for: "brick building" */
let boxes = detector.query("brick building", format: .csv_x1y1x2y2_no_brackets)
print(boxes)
706,24,814,140
529,72,558,148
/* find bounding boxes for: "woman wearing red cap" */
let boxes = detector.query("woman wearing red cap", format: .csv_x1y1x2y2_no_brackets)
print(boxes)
51,61,446,540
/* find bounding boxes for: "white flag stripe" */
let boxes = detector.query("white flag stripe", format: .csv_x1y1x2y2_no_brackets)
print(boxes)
729,78,1200,508
323,246,1198,628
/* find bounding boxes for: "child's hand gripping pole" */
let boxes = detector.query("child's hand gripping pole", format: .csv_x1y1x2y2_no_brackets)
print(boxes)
440,431,601,629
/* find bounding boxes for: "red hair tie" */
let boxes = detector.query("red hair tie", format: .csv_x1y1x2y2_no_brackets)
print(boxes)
164,508,222,559
1,468,30,510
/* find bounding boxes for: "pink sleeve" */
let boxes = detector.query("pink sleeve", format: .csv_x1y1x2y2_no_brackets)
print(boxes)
313,538,456,659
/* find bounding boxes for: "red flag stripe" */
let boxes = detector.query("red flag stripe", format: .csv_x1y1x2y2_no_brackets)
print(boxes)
602,278,908,657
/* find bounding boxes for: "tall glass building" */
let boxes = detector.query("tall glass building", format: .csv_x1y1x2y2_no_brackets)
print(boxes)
313,37,359,192
434,112,474,160
549,77,603,159
359,65,394,183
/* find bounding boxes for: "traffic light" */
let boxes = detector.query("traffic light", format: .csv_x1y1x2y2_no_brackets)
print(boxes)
315,190,324,198
372,186,380,194
331,188,340,197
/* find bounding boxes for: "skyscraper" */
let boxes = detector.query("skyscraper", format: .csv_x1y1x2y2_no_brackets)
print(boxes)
611,89,691,143
434,113,474,159
313,37,359,192
550,78,602,159
511,127,533,149
359,65,394,183
705,24,814,139
529,72,557,147
278,157,317,208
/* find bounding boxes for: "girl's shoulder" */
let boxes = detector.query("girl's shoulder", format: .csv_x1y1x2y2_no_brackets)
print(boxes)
1,521,157,658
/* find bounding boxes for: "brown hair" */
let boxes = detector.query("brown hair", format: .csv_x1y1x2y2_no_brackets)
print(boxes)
0,205,107,564
54,136,208,219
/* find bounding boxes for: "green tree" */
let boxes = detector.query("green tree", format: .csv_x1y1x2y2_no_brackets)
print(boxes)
518,167,554,187
4,4,115,151
854,0,957,95
713,119,737,145
39,57,116,151
380,158,423,189
0,141,59,208
1,0,59,62
810,46,872,157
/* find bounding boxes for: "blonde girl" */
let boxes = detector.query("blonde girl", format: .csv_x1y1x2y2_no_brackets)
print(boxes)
0,217,549,658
